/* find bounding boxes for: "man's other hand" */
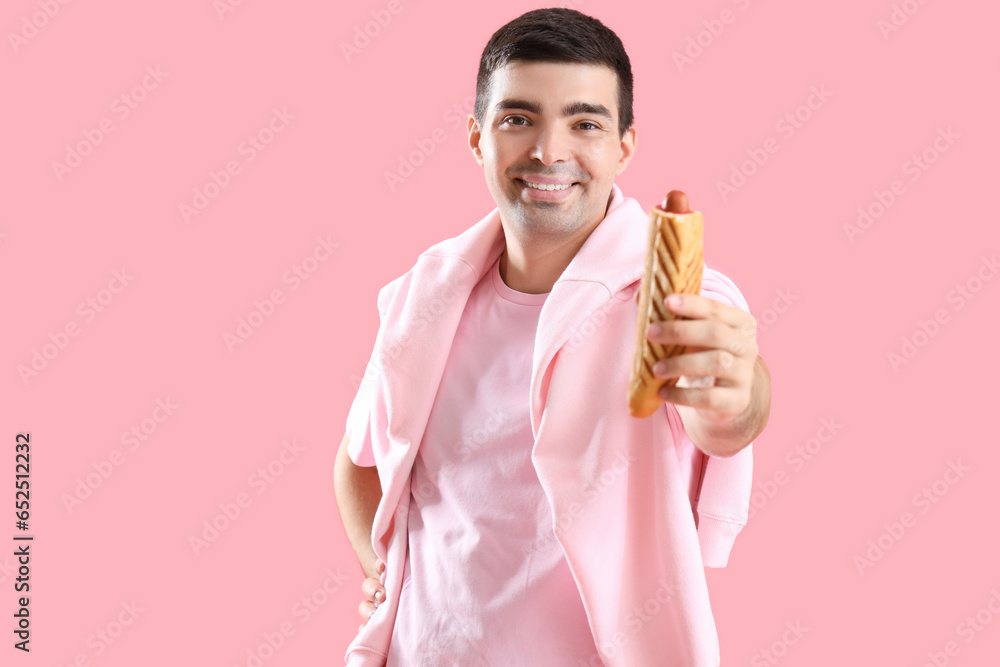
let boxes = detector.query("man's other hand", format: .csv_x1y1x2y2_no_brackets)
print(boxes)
358,558,387,632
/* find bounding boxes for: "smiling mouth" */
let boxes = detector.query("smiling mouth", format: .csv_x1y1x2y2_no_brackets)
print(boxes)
517,179,577,191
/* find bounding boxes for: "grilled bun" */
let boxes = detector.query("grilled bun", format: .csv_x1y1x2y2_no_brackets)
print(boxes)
627,191,704,418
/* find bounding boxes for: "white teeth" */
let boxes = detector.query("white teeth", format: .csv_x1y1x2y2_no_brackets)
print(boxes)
522,180,572,191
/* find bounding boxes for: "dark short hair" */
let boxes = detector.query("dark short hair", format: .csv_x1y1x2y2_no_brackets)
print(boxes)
474,8,634,138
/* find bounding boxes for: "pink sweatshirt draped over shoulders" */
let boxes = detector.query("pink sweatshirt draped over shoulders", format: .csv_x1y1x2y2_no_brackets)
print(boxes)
344,184,754,667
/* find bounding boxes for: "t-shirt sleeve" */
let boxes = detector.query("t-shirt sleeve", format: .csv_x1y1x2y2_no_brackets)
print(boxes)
343,276,405,468
344,331,381,467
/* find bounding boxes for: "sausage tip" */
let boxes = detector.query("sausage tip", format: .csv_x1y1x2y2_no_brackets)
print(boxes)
660,190,691,214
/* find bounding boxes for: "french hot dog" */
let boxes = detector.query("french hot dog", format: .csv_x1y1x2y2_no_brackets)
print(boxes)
627,190,704,418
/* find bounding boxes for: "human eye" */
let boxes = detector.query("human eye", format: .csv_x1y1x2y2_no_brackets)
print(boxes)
500,115,529,126
577,120,601,131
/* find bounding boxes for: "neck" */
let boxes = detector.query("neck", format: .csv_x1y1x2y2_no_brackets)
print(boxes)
497,189,615,294
498,237,575,295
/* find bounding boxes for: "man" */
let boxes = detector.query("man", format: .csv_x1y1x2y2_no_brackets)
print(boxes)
335,8,770,666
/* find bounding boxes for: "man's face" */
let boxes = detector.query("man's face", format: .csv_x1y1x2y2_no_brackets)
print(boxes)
468,61,636,241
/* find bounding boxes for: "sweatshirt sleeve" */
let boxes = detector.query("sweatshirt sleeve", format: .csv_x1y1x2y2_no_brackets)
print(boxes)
344,278,401,467
692,265,755,567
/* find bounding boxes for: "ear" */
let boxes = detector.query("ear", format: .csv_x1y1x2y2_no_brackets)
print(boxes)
468,115,484,166
615,126,637,177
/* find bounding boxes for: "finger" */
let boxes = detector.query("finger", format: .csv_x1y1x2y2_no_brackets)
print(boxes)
361,576,386,605
358,599,378,623
663,293,755,332
376,559,385,575
647,318,751,357
659,384,749,417
652,349,736,381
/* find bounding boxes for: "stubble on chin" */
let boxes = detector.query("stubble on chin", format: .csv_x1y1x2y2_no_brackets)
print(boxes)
504,205,588,243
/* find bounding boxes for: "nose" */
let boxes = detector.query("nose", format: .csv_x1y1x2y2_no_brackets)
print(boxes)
528,126,570,165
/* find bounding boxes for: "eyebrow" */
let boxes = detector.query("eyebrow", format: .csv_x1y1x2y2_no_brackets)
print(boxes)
494,98,614,121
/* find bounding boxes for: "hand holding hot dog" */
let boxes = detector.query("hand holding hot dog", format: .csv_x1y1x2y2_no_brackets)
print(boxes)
641,190,759,427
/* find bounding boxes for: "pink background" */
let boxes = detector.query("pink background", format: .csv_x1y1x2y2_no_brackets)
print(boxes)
3,0,999,664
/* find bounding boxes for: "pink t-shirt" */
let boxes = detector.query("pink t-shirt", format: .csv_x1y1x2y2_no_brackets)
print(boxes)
383,253,601,666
